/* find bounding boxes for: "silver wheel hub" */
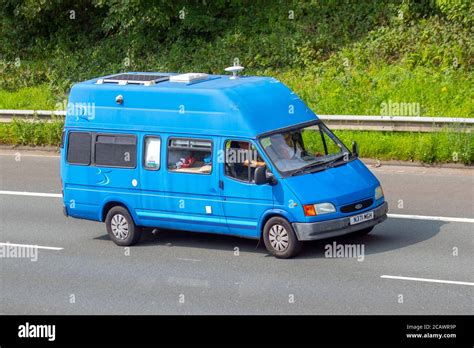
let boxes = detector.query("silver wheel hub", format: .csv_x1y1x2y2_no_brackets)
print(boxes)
269,224,289,252
111,214,129,240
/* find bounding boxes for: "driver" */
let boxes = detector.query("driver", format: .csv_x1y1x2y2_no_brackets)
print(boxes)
267,133,306,172
238,141,265,167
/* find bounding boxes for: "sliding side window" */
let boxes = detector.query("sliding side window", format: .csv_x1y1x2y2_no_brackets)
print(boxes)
95,134,137,168
167,138,212,174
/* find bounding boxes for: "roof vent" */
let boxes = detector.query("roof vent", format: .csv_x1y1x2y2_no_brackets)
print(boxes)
225,65,244,79
96,73,169,86
169,73,209,83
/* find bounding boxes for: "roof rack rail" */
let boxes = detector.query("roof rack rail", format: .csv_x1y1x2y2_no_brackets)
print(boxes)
96,73,169,86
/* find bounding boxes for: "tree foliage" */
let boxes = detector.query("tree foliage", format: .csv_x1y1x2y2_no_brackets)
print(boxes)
0,0,471,104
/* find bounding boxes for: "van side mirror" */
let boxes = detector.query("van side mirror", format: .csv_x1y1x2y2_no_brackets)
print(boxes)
352,141,359,158
254,166,276,185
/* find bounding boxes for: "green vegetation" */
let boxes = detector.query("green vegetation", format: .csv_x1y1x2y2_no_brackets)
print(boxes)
1,1,472,114
335,130,473,165
279,66,472,117
0,85,57,110
0,119,63,146
0,0,472,163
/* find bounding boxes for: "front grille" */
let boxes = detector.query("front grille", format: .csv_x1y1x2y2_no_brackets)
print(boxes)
340,198,373,213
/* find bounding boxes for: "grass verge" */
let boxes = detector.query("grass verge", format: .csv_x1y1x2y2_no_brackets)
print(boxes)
0,85,58,110
0,119,63,146
335,130,473,165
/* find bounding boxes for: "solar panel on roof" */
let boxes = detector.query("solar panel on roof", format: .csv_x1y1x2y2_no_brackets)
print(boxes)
96,73,169,86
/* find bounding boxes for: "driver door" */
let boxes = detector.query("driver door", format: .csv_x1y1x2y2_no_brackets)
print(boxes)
219,139,274,238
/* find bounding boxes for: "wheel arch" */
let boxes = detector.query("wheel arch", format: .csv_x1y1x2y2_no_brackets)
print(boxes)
257,209,295,239
101,199,137,223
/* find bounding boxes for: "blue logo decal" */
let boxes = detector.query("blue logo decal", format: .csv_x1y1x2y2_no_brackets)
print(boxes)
96,168,111,185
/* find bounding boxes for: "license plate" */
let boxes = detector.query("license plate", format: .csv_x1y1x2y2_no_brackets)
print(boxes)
350,211,374,225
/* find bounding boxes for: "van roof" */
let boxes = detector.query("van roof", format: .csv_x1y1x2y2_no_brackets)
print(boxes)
66,72,318,138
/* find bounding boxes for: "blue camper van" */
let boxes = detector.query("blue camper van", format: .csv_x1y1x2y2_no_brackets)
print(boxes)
60,70,387,258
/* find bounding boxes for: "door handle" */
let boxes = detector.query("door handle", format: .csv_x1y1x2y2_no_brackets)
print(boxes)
219,180,224,190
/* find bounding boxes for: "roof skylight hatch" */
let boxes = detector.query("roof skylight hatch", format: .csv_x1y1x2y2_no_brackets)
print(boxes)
169,73,209,83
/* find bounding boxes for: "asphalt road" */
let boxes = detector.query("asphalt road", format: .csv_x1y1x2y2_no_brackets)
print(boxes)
0,150,473,314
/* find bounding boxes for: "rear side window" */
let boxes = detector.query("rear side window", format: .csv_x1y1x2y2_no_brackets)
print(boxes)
143,136,161,170
167,138,212,174
67,132,91,165
95,134,137,168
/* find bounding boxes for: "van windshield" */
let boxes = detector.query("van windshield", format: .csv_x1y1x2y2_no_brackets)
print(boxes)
259,122,351,176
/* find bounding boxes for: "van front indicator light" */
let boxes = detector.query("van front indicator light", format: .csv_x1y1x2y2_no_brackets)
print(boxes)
303,204,316,216
375,185,384,200
314,203,336,215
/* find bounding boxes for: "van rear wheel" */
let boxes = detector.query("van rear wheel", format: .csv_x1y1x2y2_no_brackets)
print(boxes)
263,217,302,259
105,206,141,246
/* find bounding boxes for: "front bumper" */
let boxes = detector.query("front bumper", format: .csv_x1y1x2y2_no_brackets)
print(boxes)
292,201,388,241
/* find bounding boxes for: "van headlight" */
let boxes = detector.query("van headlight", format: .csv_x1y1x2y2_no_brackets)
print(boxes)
375,185,384,200
315,202,336,214
303,202,336,216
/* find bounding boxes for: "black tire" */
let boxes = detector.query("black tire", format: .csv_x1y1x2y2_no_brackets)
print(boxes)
351,226,374,237
263,217,302,258
105,206,142,246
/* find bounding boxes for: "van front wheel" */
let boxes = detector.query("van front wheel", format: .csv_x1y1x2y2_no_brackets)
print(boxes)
105,206,141,246
263,217,302,259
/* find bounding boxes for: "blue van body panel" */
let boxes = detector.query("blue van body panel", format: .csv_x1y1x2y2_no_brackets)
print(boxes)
136,133,228,235
61,127,143,223
66,73,315,138
282,159,380,221
219,154,274,238
61,71,387,242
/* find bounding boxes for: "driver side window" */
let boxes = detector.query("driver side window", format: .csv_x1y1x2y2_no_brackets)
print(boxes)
224,140,266,183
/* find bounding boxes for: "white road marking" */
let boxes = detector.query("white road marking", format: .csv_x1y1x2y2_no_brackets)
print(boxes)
177,257,201,262
0,242,63,251
167,276,209,288
381,275,474,286
388,213,474,223
0,190,62,198
0,153,59,158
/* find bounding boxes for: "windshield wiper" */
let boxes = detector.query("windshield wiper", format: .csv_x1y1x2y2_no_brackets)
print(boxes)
323,153,349,168
290,166,327,176
303,154,348,171
290,159,328,176
289,153,349,176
